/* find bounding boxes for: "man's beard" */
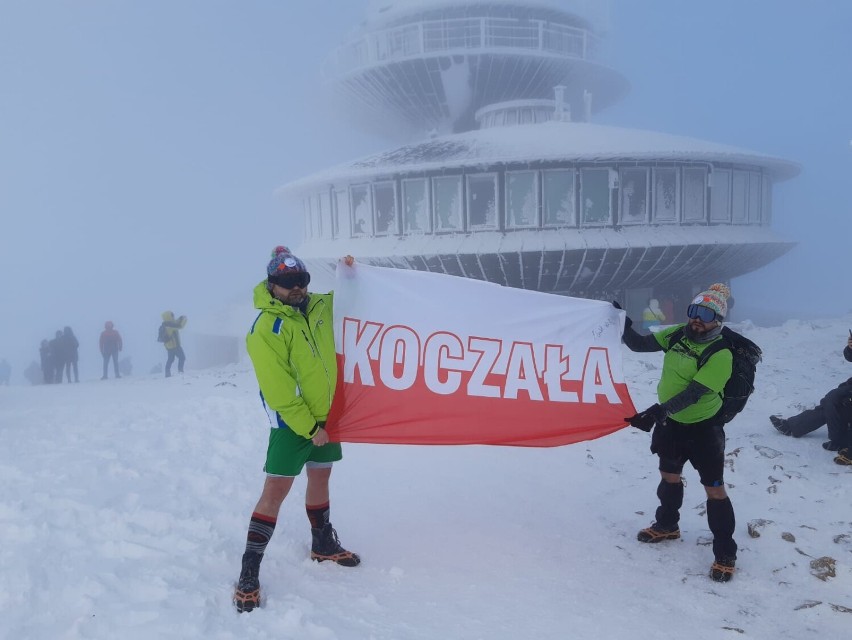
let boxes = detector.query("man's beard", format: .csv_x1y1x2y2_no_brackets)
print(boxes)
685,321,722,343
274,290,306,305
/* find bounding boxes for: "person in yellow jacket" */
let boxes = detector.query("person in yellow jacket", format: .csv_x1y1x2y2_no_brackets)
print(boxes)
641,298,666,331
159,311,186,377
233,246,359,614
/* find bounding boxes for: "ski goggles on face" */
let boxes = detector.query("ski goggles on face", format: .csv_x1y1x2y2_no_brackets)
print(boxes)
268,271,310,289
686,304,718,323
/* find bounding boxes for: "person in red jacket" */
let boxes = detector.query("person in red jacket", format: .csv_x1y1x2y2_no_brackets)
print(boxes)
99,321,123,380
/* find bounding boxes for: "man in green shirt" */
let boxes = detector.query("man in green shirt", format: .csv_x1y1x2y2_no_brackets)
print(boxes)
620,284,737,582
233,247,360,614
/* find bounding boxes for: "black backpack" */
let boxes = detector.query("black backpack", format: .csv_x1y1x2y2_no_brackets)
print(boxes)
667,326,762,424
157,323,168,343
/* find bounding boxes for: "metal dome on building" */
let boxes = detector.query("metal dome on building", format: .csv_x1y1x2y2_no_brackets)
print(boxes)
326,0,627,137
283,0,799,313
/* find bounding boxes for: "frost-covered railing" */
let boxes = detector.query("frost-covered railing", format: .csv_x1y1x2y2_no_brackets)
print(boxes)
324,17,599,77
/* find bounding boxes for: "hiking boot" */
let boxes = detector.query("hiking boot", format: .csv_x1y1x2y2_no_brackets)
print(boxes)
233,551,262,613
770,415,792,436
822,440,841,452
311,523,361,567
637,523,680,543
710,556,736,582
834,448,852,466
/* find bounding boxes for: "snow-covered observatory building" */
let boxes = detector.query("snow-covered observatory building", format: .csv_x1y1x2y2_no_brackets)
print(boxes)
280,0,798,310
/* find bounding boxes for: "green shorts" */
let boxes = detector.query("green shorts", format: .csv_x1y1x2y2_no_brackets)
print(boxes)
263,427,343,477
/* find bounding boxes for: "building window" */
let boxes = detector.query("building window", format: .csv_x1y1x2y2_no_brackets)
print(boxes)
731,170,748,223
303,198,312,239
506,171,538,228
653,168,679,222
710,169,731,222
682,167,707,222
748,172,761,223
311,195,322,237
467,173,499,230
373,181,397,236
402,178,430,233
332,189,349,238
320,191,332,239
433,175,463,232
581,168,611,225
620,167,648,224
762,176,772,224
350,184,373,236
543,169,576,226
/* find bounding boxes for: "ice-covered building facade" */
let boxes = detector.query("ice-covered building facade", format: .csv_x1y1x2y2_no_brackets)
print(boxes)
280,0,798,309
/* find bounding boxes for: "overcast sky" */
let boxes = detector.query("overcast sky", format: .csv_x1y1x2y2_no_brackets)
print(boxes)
1,0,851,381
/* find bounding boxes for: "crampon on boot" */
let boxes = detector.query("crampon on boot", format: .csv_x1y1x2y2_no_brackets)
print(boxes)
710,556,736,582
233,551,262,613
835,448,852,466
637,523,681,543
311,523,361,567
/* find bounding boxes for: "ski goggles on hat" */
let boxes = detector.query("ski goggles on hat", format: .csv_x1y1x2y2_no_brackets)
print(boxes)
268,272,311,289
686,304,717,323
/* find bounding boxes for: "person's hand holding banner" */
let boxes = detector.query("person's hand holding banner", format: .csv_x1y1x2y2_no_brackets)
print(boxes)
625,404,666,432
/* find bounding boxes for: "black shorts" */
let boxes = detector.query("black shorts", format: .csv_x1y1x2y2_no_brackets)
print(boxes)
650,415,726,487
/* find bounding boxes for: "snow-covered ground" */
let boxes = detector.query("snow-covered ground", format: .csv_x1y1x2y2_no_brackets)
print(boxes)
1,316,850,639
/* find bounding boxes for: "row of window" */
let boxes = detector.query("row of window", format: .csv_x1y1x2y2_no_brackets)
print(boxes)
302,166,771,240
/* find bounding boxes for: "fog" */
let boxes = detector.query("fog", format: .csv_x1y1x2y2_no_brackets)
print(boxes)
2,0,850,384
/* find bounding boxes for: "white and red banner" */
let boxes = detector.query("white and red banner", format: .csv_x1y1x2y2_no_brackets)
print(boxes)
325,263,634,447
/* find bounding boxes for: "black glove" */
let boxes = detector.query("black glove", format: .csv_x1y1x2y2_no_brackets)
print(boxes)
625,404,666,432
612,301,632,330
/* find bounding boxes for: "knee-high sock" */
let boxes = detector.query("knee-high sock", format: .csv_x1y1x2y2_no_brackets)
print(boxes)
707,497,737,559
245,512,277,556
306,502,330,530
654,480,683,528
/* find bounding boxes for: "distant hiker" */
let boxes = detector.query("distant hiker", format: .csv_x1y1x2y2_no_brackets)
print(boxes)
99,321,123,380
617,283,739,582
159,311,187,377
49,330,65,383
0,358,10,385
60,326,80,383
39,339,52,383
233,247,360,614
770,332,852,466
641,298,666,331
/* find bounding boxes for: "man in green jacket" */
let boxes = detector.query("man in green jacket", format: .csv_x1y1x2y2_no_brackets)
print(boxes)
234,246,359,613
620,284,737,583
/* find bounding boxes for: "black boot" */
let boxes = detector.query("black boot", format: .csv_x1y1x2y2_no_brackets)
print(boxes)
707,497,737,582
233,551,263,612
638,480,683,543
311,523,361,567
835,448,852,466
770,415,792,436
